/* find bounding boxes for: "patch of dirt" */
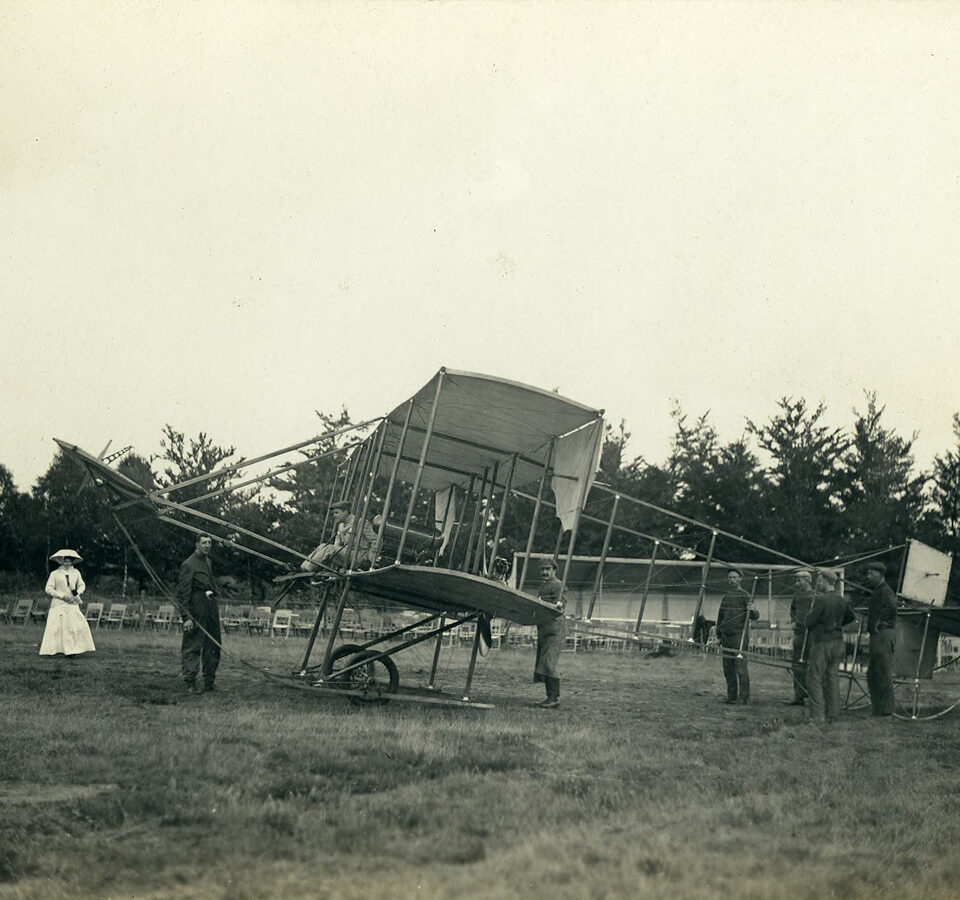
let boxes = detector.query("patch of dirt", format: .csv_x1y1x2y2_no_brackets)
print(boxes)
0,783,117,806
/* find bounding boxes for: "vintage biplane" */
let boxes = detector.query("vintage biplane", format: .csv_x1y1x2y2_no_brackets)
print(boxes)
56,367,959,716
56,368,603,707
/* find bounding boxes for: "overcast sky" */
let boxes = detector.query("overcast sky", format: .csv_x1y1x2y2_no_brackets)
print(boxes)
3,2,959,492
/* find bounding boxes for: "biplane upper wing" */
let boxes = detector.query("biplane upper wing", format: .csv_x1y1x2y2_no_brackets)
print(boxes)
375,368,604,493
348,564,561,626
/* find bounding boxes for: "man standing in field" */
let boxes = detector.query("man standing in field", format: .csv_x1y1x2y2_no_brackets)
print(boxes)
534,558,567,709
176,534,222,694
804,569,855,724
715,568,758,704
864,561,898,717
784,569,816,706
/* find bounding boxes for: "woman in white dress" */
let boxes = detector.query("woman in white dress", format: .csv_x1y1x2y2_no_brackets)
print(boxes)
39,549,96,656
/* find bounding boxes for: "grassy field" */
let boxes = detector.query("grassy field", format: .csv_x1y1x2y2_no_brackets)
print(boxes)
2,622,959,900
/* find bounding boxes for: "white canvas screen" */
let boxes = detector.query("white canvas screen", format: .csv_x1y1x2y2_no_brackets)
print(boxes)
900,540,952,607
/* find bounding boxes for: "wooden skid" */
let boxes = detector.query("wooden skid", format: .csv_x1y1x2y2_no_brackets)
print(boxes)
282,676,494,709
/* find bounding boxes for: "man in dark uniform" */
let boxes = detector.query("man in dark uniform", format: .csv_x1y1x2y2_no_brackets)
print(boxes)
715,568,758,704
534,558,567,709
176,534,222,694
805,569,856,723
865,561,898,716
785,569,816,706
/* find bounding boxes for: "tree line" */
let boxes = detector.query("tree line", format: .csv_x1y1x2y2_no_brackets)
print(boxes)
1,394,958,600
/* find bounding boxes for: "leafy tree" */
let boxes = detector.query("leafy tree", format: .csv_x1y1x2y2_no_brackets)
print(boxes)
0,463,28,571
840,393,927,554
598,419,630,479
110,452,177,592
153,425,310,594
915,413,960,601
271,407,356,554
925,413,960,550
118,453,155,491
747,398,851,561
649,406,767,563
156,426,239,507
587,418,677,558
26,451,124,580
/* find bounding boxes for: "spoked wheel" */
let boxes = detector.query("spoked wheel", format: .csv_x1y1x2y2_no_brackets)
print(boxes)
319,644,364,680
890,678,960,720
343,649,400,704
318,645,399,702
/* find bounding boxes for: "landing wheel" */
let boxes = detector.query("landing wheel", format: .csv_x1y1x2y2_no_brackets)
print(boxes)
320,643,364,679
345,649,399,704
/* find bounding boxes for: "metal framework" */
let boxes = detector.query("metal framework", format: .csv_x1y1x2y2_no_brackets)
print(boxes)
54,369,959,716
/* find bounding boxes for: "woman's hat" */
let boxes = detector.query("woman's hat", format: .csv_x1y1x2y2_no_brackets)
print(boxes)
50,548,83,562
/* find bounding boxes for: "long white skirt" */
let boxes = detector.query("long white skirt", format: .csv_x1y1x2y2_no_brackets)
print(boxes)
39,598,96,656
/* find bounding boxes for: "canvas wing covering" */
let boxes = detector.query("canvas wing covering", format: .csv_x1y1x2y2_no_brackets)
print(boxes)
371,368,604,495
348,565,562,626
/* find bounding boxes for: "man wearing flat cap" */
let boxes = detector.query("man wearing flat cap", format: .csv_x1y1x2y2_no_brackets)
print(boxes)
715,568,759,704
176,534,222,694
864,561,898,716
804,569,855,723
533,557,567,709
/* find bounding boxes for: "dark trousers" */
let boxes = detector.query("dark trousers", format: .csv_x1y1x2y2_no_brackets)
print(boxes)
806,638,844,722
791,630,808,701
181,615,221,687
867,631,896,715
544,676,560,700
720,632,750,701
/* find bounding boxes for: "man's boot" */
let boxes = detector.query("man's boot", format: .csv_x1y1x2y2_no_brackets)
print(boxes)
539,677,560,708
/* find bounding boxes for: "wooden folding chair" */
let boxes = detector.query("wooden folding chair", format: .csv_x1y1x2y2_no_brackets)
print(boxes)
151,604,176,630
30,599,51,625
10,598,33,626
84,602,104,629
271,609,293,638
102,603,126,629
123,604,144,630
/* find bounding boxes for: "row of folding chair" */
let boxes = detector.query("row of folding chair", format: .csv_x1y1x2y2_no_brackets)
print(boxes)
0,598,316,638
0,598,38,626
0,598,181,631
84,602,183,630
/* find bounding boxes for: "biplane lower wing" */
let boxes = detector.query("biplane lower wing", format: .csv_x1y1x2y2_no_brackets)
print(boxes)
901,602,960,638
347,564,561,626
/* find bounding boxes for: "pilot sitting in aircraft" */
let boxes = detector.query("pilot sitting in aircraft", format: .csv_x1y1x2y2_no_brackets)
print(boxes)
301,501,377,574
